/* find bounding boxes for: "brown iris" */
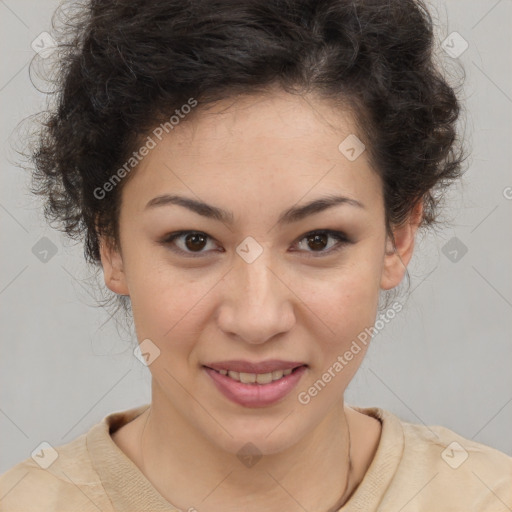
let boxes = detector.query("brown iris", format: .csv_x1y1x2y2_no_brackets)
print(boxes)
306,233,328,251
184,233,208,251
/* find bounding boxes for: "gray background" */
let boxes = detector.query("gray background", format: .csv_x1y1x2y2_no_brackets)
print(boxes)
1,0,511,474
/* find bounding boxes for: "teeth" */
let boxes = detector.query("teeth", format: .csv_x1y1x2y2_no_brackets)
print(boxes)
272,370,283,380
256,372,273,384
217,367,297,384
239,372,256,384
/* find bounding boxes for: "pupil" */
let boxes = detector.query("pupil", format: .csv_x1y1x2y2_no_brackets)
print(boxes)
185,233,206,251
308,233,327,251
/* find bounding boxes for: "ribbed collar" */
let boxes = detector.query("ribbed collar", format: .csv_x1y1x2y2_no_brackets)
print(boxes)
86,403,404,511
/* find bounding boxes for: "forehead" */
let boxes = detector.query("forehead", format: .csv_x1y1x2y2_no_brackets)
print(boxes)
121,90,383,218
159,90,359,160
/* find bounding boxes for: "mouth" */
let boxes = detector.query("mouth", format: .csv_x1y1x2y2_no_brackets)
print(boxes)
202,361,308,408
205,365,306,385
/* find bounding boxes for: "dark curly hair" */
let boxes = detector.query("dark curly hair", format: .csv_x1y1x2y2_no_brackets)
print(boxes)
26,0,466,273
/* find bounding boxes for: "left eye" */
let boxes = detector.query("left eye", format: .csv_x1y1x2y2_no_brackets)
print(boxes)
161,230,351,257
294,230,351,256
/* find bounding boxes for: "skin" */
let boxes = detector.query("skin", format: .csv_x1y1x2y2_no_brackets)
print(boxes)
100,89,422,512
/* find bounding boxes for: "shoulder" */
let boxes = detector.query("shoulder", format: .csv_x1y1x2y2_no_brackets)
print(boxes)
387,409,512,511
0,431,114,512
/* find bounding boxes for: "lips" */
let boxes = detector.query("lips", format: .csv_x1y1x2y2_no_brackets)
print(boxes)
213,367,295,384
204,359,306,374
203,364,308,407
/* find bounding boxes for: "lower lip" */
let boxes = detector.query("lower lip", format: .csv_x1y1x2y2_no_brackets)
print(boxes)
203,366,307,408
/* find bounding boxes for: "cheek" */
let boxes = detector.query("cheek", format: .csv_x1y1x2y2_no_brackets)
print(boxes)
293,268,381,404
302,257,382,338
125,253,229,368
311,283,379,380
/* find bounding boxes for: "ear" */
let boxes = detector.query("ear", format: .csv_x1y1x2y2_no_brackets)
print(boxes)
380,200,423,290
99,236,130,295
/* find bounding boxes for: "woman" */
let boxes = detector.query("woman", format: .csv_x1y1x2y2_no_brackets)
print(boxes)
1,0,510,510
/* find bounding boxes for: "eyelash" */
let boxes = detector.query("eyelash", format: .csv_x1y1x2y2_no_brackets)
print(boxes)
160,229,352,258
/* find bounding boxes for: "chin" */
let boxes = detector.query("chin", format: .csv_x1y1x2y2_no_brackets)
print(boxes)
196,411,311,458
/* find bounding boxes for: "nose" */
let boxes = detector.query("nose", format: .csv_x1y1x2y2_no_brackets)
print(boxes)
216,251,295,345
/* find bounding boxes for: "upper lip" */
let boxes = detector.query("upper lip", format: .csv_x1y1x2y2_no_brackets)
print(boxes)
204,360,307,374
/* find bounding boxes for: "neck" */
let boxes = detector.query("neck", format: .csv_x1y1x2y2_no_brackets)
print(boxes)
132,384,355,512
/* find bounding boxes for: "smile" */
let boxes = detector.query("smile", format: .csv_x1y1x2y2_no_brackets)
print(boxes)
203,364,308,407
211,367,295,384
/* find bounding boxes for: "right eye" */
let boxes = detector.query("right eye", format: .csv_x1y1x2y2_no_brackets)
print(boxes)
160,231,221,258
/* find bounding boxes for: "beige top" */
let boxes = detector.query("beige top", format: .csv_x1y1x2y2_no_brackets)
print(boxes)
1,404,511,511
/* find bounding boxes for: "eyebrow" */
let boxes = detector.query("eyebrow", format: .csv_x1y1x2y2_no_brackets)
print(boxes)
144,193,365,225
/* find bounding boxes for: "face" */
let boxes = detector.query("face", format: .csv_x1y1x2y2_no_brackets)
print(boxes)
100,89,418,455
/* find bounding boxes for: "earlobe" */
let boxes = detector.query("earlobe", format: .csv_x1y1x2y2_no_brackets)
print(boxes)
99,236,130,296
380,201,423,291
